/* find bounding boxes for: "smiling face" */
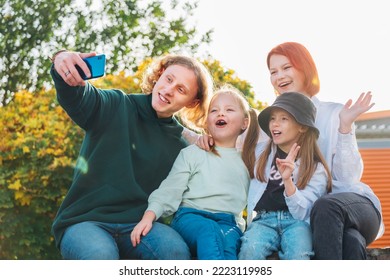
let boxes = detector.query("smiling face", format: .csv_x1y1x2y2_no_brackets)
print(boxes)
151,64,199,118
269,54,309,98
206,93,249,148
268,108,306,152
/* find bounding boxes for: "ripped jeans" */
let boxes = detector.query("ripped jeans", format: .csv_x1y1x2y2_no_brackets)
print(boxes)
171,207,243,260
239,210,313,260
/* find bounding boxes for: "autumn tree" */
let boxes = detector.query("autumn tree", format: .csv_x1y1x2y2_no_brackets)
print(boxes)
204,59,265,110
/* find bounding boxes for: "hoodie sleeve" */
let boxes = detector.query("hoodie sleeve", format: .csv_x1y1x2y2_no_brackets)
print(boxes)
51,65,124,131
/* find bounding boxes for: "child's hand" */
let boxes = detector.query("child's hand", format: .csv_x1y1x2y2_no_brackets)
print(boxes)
276,143,300,181
130,211,156,247
195,134,214,151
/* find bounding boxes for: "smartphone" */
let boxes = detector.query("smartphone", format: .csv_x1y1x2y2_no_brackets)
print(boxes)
76,54,106,80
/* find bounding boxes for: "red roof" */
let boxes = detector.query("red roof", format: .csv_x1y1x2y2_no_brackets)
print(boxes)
357,110,390,121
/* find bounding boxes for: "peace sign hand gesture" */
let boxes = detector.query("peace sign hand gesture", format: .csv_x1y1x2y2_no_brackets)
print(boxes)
276,143,300,196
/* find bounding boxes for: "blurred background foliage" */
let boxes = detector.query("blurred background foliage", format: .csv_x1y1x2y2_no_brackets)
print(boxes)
0,0,265,259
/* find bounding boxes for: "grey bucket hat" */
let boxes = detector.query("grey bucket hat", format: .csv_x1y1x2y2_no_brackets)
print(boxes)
258,92,320,138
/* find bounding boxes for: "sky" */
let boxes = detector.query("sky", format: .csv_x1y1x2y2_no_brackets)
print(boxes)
190,0,389,112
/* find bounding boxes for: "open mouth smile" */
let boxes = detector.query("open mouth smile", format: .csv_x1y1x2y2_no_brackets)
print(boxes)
272,130,282,137
159,93,170,104
216,119,227,127
279,81,292,88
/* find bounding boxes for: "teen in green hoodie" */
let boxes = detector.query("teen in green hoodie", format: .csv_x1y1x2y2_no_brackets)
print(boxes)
50,51,213,259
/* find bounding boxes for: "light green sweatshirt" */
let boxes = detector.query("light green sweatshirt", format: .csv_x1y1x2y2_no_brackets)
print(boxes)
147,145,250,230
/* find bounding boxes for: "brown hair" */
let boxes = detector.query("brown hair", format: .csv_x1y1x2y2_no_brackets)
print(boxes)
141,54,214,131
254,127,331,193
267,42,320,97
242,102,331,191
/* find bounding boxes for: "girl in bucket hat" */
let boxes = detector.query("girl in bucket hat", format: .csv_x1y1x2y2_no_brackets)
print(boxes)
238,92,331,260
267,42,383,260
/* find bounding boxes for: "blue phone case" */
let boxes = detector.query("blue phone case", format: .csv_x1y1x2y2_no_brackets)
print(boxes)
76,54,106,80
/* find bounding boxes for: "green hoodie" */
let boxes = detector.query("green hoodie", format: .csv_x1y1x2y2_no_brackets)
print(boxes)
50,67,188,248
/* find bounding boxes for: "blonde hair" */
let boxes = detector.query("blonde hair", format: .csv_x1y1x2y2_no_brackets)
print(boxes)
207,84,259,158
141,54,214,131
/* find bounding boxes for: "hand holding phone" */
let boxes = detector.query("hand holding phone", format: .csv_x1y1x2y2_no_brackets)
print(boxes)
76,54,106,80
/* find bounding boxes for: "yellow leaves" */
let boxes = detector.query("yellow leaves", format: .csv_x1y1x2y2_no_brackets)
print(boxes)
38,104,49,113
41,175,50,187
92,72,141,93
14,190,23,199
7,173,36,206
8,180,22,190
24,118,41,130
1,87,81,159
37,147,66,158
13,91,34,107
14,191,32,206
49,156,73,170
54,105,63,115
8,178,32,205
202,58,262,110
1,87,84,211
22,146,30,154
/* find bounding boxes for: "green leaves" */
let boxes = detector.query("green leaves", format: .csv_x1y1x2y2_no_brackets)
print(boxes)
0,0,73,106
0,89,82,259
0,0,211,106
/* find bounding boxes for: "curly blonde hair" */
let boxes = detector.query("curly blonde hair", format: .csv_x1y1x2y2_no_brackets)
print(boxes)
141,54,214,132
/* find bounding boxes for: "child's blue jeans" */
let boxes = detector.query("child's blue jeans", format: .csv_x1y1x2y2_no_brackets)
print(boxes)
239,210,313,260
171,207,243,260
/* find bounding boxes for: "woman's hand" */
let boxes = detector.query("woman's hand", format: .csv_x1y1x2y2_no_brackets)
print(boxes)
339,91,375,134
53,51,96,87
195,134,214,151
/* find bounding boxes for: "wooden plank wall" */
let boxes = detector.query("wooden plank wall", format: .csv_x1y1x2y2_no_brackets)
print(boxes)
360,148,390,248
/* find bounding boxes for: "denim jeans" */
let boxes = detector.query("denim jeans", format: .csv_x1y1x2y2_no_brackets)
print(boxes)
310,193,381,260
239,210,313,260
60,221,190,260
171,207,243,260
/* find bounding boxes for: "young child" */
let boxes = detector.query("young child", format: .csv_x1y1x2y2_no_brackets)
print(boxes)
238,92,332,260
130,85,258,259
